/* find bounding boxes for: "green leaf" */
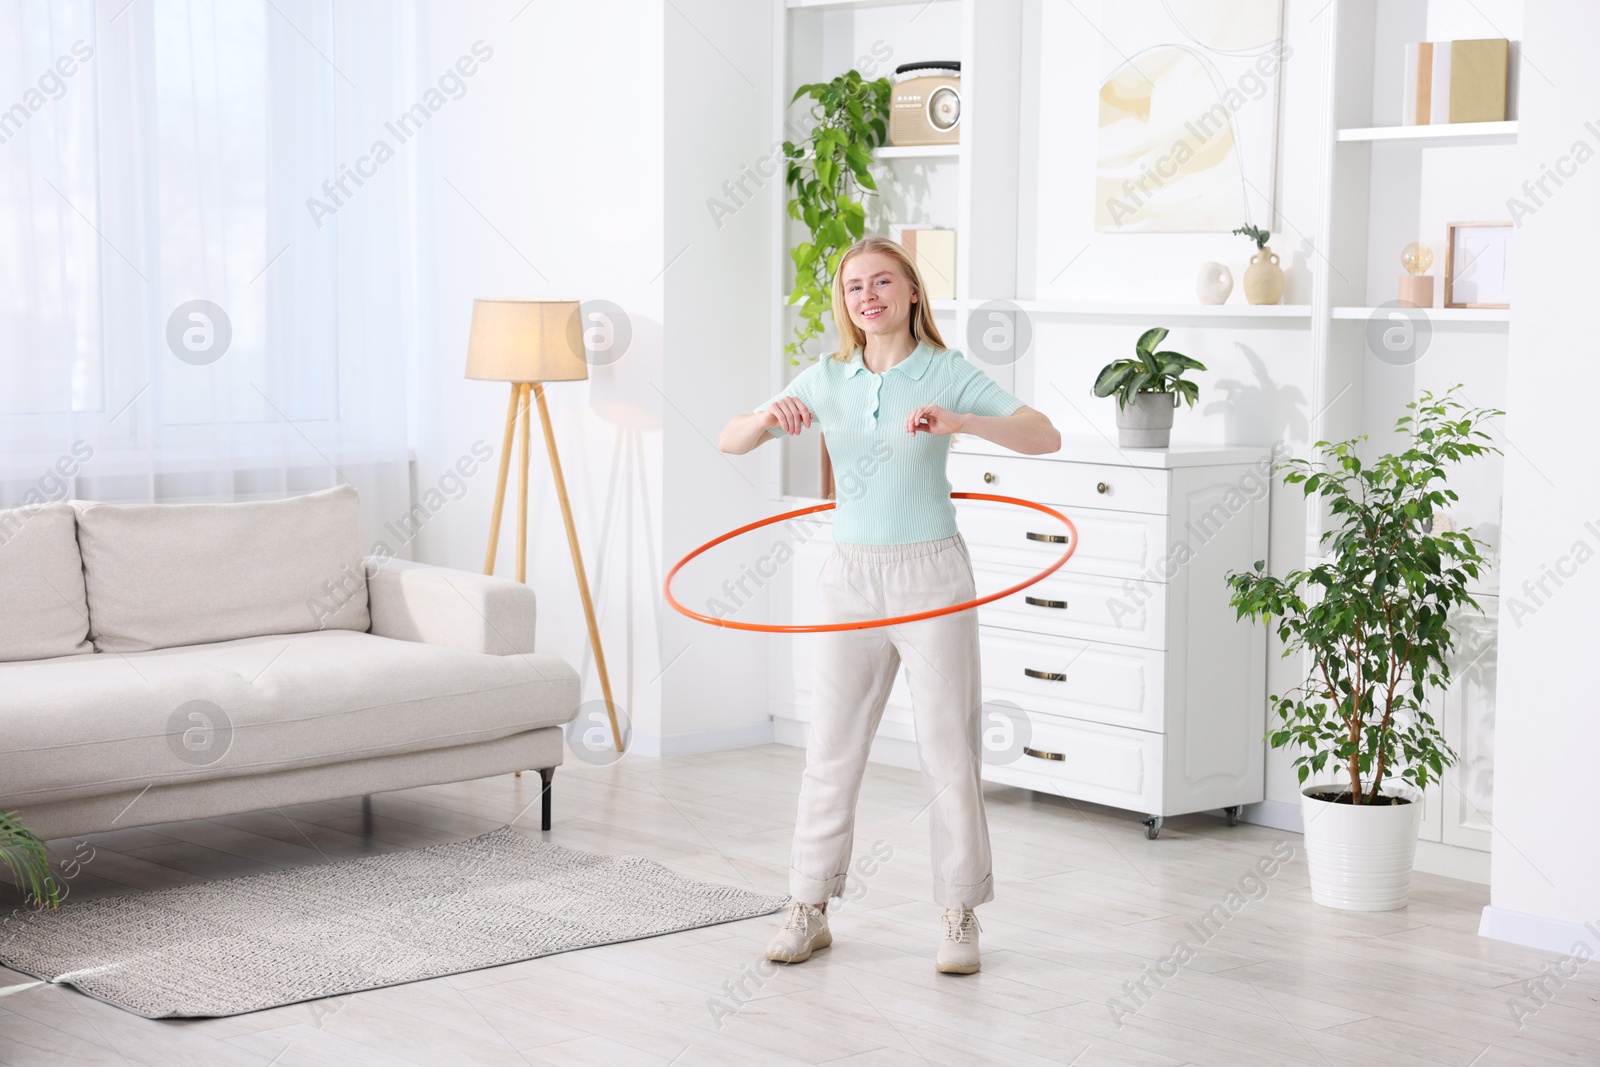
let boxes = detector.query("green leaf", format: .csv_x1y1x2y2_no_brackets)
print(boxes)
1136,327,1168,355
1092,364,1135,399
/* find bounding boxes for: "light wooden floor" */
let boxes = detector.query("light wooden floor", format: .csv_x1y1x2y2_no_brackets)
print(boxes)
2,744,1595,1066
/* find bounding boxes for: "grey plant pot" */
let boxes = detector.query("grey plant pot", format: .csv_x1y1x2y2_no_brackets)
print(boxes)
1115,391,1177,448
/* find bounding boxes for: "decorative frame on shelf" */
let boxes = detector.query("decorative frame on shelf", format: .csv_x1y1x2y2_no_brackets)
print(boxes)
1444,221,1512,310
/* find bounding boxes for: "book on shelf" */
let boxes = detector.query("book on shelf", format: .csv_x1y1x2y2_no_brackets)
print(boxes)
1402,39,1509,125
896,227,957,300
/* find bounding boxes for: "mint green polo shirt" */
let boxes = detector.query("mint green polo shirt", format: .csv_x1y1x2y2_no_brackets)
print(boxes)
758,342,1025,545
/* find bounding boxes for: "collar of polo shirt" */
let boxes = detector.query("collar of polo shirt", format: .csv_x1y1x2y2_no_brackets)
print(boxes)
844,341,935,380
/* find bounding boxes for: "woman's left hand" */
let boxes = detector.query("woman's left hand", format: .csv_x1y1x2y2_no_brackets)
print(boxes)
905,404,966,436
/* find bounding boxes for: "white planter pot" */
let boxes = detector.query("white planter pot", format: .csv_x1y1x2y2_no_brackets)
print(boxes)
1300,781,1423,911
1114,392,1176,448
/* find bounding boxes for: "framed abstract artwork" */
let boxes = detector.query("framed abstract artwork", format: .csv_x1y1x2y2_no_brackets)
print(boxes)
1095,0,1286,233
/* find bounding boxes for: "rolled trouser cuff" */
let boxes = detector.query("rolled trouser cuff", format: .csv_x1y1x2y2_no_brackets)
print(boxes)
789,867,850,905
934,872,994,911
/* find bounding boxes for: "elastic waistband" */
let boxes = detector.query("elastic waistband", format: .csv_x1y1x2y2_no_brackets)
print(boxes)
831,533,966,562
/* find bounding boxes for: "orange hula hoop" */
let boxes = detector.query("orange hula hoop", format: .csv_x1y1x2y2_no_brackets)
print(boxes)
663,492,1077,633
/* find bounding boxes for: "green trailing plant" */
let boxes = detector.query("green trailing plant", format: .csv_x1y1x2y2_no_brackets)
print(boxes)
1,810,58,909
1091,327,1206,410
782,69,892,363
1225,387,1503,805
1232,223,1271,250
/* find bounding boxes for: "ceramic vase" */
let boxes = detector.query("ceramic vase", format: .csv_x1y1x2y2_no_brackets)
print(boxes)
1195,262,1233,305
1244,245,1285,305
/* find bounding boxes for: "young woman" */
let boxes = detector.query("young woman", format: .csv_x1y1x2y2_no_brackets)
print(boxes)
719,236,1060,974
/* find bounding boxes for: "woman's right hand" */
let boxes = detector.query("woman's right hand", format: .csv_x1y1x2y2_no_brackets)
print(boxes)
769,397,815,436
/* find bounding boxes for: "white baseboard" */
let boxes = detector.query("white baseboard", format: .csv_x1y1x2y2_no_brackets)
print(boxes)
627,718,774,759
1479,905,1600,955
1414,838,1491,884
770,719,921,771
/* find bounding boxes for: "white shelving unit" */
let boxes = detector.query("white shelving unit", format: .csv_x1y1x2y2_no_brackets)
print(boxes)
1307,0,1517,880
769,0,1021,502
767,0,1514,877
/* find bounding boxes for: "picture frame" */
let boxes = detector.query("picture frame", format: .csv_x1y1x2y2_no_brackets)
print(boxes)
1444,221,1512,309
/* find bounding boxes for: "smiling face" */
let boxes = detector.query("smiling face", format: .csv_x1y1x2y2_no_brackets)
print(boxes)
841,250,917,341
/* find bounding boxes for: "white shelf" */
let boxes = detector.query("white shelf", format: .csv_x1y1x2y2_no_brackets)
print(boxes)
875,144,960,160
787,0,954,9
930,298,1310,319
1337,121,1517,145
1332,306,1511,324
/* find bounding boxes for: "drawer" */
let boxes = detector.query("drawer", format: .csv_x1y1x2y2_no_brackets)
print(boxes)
981,714,1163,814
979,627,1165,732
956,499,1168,582
949,451,1170,516
974,560,1166,650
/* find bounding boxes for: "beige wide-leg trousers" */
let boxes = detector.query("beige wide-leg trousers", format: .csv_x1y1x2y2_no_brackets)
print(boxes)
789,533,994,910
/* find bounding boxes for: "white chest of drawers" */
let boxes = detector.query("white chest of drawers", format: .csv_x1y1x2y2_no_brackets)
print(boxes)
947,439,1272,838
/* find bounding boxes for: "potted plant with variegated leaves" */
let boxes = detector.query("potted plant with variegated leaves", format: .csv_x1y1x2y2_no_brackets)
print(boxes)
1092,327,1206,448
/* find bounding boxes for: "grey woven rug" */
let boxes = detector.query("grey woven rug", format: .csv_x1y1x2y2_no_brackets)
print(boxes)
0,827,788,1018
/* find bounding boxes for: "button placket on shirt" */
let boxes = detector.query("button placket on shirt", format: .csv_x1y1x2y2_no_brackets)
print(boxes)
865,373,884,430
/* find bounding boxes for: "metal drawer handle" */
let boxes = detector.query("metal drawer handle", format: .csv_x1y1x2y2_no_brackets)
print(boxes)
1023,746,1065,762
1096,481,1109,495
1023,668,1066,682
1024,595,1068,609
1025,531,1069,544
983,471,996,484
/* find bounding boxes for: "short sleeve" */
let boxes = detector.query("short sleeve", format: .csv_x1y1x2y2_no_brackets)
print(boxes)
756,361,824,438
948,351,1025,418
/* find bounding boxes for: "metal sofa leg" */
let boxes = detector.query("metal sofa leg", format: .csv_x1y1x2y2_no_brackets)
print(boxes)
539,767,555,832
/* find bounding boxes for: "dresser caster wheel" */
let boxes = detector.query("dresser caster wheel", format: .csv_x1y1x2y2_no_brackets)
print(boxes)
1224,806,1240,826
1142,816,1163,840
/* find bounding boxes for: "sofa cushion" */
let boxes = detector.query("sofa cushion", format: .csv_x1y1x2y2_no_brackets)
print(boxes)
0,630,580,808
74,485,369,653
0,503,93,663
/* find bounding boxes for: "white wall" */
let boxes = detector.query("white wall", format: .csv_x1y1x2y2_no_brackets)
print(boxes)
1482,0,1600,951
403,1,668,745
660,1,781,752
1020,0,1325,824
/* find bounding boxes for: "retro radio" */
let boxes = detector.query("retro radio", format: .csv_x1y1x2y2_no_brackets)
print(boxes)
888,61,961,147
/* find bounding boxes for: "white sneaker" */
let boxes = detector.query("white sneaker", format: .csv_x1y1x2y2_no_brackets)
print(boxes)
765,901,832,964
936,907,982,974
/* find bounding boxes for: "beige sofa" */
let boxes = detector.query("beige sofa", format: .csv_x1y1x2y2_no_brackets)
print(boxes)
0,486,580,841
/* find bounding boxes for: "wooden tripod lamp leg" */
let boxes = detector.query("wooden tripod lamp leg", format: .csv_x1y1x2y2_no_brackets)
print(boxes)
484,383,521,576
516,383,532,585
532,383,624,753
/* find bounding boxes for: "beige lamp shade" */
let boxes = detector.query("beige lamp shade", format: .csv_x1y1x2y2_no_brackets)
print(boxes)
465,299,589,382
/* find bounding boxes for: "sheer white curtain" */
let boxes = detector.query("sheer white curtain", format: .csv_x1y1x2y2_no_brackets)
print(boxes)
0,0,414,542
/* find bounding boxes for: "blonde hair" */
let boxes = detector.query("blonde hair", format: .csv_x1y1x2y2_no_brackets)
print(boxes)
830,235,947,363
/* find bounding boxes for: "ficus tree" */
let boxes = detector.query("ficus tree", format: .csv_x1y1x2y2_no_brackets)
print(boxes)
1226,387,1503,804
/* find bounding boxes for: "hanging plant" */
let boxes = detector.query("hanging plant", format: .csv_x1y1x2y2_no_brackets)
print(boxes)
782,69,892,363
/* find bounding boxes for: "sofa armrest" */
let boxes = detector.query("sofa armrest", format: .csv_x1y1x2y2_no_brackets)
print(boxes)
364,557,536,655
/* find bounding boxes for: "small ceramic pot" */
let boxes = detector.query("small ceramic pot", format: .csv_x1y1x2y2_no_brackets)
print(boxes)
1115,392,1175,448
1244,245,1285,305
1195,261,1233,304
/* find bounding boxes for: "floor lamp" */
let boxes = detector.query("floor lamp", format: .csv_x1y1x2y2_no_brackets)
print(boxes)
465,299,624,754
